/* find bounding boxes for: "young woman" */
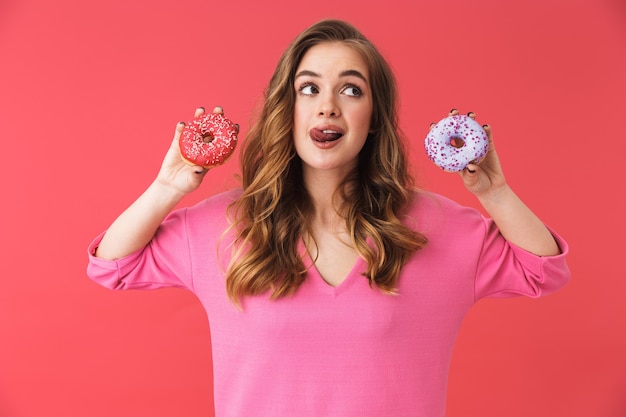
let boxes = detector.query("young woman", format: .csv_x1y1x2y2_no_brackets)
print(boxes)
88,19,570,417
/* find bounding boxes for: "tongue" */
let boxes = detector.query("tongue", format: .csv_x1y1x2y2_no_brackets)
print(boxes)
310,129,342,142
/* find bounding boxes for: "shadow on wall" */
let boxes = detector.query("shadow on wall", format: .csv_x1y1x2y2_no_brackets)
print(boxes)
608,374,626,417
0,0,16,24
610,0,626,37
0,392,16,417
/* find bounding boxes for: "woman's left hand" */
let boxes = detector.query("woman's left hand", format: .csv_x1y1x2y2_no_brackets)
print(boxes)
433,110,560,256
449,109,507,198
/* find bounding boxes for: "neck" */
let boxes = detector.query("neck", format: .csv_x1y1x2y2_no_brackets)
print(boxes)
302,166,354,227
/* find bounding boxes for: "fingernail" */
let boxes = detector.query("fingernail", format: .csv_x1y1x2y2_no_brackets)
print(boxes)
467,167,476,173
467,112,475,117
450,108,457,113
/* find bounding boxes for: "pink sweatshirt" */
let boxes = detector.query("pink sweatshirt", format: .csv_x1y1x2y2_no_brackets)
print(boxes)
87,189,570,417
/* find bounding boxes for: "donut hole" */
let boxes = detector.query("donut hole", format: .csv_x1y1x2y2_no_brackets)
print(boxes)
202,133,214,143
449,136,465,149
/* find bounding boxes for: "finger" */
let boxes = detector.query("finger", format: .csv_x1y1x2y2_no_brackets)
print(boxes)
169,121,186,150
213,106,224,115
482,123,494,142
458,166,477,183
465,163,478,174
194,107,205,118
174,121,185,139
193,166,207,175
429,122,436,131
467,111,476,119
235,123,240,134
449,108,459,116
479,124,496,153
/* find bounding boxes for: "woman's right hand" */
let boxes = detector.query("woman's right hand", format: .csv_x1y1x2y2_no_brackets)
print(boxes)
95,106,236,260
156,106,237,196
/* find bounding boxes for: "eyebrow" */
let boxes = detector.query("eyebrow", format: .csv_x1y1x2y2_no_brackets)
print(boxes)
295,69,368,83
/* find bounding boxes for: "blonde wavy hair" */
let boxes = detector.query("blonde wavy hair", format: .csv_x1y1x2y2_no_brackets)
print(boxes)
226,19,427,303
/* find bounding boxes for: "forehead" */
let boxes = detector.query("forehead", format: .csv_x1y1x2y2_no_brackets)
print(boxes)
297,42,369,77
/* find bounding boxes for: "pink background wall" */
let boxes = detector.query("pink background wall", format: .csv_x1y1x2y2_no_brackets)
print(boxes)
1,0,625,415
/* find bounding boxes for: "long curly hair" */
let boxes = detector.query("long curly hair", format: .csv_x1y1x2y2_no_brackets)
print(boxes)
226,19,427,303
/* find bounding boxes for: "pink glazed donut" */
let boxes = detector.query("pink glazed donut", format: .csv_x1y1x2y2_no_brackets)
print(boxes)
424,115,489,172
179,112,238,168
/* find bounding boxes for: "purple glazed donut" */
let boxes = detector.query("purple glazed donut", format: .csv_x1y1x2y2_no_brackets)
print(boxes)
424,115,489,172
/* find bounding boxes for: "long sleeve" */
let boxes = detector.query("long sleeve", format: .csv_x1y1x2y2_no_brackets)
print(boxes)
473,217,570,300
87,207,195,292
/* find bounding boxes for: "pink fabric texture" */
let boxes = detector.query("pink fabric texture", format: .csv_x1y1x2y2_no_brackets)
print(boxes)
87,189,570,417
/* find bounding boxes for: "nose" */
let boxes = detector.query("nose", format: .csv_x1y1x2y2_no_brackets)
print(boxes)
317,92,340,117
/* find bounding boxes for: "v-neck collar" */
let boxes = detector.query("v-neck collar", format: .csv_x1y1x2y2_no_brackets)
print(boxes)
297,238,366,296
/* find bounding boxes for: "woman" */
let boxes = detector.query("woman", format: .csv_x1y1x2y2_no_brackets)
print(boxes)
88,19,570,417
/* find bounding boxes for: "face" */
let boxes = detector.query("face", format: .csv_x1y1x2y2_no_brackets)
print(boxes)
293,41,373,180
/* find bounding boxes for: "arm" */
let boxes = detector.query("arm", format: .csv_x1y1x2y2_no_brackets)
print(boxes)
456,110,560,257
95,107,220,260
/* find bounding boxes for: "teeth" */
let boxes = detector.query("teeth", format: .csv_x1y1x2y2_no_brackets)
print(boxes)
322,130,339,134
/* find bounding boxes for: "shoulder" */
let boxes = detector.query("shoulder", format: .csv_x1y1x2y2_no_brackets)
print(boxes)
407,189,482,220
173,188,242,231
404,189,487,238
187,188,242,214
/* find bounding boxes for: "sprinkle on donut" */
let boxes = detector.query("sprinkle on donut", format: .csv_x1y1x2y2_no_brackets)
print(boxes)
179,112,238,168
424,115,489,172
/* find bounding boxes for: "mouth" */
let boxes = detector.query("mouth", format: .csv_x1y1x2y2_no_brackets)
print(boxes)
309,127,344,143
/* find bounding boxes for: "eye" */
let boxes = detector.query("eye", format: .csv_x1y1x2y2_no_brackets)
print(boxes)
298,83,319,95
342,84,362,97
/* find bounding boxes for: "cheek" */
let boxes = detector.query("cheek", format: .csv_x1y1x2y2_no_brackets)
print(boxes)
293,101,308,130
354,104,373,135
292,107,309,147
